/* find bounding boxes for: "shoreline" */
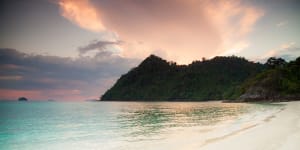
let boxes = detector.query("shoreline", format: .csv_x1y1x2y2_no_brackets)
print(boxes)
201,101,300,150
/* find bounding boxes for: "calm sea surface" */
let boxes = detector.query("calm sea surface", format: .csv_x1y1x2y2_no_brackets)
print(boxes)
0,101,283,150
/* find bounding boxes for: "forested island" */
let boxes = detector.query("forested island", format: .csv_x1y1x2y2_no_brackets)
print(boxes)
101,55,300,102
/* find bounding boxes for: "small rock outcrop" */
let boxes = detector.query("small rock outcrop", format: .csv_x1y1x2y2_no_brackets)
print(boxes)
238,57,300,102
238,86,284,102
18,97,28,101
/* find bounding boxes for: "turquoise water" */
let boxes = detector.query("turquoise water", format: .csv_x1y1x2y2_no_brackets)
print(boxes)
0,101,282,150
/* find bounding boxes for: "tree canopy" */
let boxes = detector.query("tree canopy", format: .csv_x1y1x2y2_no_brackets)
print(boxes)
101,55,265,101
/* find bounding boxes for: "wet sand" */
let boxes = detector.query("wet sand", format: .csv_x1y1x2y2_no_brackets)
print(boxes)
201,101,300,150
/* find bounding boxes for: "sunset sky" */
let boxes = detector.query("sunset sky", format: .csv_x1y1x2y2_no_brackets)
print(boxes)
1,0,300,100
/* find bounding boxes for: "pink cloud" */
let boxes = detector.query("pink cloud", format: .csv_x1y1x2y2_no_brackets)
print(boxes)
0,64,22,70
58,0,105,32
0,48,138,101
0,75,23,80
0,89,44,100
57,0,264,63
0,89,97,101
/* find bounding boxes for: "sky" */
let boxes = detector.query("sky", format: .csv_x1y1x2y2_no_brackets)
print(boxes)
0,0,300,101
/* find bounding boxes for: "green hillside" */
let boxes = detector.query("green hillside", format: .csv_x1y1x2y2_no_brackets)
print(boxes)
238,57,300,101
101,55,264,101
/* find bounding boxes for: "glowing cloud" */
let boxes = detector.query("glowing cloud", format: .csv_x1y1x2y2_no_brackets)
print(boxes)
58,0,105,32
57,0,264,63
204,0,264,56
98,0,264,63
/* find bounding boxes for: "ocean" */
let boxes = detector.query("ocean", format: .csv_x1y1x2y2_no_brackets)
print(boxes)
0,101,283,150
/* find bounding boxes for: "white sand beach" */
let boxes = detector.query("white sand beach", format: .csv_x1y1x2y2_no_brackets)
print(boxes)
202,101,300,150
